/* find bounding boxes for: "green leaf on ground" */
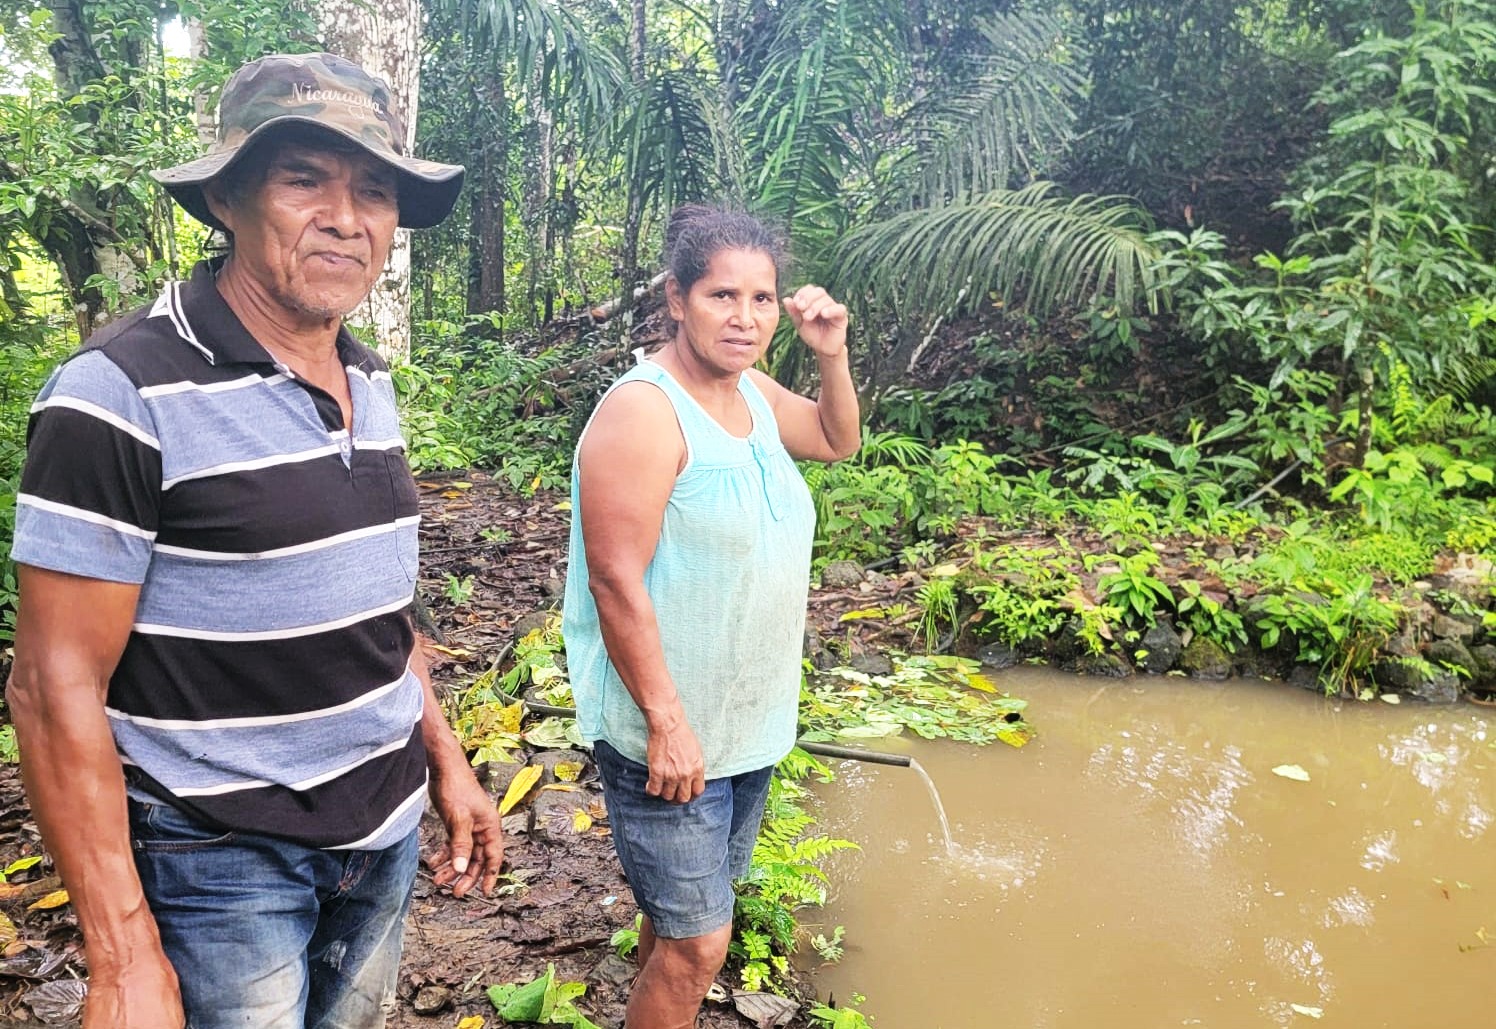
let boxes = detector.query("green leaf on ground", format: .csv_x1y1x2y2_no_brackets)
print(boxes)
486,964,601,1027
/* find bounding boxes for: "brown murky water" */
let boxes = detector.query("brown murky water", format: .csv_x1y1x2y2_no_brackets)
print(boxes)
809,668,1496,1029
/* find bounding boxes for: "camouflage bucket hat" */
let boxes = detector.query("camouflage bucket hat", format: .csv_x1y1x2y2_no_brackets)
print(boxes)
152,52,464,231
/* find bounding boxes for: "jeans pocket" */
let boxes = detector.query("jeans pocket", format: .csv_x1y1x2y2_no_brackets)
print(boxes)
129,801,240,853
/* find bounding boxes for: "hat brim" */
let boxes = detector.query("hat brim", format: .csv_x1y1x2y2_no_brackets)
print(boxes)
151,116,464,231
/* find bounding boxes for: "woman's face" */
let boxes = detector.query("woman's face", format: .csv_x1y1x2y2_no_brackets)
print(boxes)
666,248,780,378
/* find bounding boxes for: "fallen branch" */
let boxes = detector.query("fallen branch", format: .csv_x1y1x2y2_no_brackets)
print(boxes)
535,936,611,957
588,270,668,323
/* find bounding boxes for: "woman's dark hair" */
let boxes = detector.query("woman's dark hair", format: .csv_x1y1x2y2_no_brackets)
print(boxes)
661,204,787,294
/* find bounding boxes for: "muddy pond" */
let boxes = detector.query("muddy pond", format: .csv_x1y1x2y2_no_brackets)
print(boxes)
809,668,1496,1029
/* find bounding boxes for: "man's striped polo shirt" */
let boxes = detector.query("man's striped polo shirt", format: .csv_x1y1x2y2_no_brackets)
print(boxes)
11,258,428,850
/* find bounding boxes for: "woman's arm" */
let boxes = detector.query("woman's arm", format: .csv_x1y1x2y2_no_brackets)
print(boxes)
576,382,704,803
751,284,860,463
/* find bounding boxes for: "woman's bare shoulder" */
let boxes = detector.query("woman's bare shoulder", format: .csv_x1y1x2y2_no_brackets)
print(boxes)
581,378,684,469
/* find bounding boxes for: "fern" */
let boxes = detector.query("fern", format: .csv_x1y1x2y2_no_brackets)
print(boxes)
1435,356,1496,401
1387,358,1419,441
731,752,860,992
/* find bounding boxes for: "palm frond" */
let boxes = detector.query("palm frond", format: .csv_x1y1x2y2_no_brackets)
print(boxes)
461,0,623,122
727,0,902,249
889,12,1085,204
614,65,721,219
1432,354,1496,401
832,182,1162,320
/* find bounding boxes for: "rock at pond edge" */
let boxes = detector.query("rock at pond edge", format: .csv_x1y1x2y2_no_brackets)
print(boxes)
1179,637,1233,680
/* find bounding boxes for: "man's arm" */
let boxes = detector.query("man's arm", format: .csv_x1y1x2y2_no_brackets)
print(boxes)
411,636,504,898
7,565,184,1029
576,381,705,803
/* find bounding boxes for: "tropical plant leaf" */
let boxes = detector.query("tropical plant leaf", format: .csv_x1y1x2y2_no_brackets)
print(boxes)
888,12,1084,204
613,65,721,222
833,182,1161,322
459,0,621,123
26,889,69,912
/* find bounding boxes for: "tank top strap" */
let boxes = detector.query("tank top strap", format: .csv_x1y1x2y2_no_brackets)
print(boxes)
737,373,780,447
615,360,707,429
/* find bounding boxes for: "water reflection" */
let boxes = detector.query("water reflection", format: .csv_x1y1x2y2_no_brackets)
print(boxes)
1322,886,1374,928
1381,719,1494,837
1357,829,1400,871
811,670,1496,1029
1086,733,1252,856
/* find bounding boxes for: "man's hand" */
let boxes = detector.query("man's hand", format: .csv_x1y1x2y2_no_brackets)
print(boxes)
412,632,503,898
644,705,706,804
426,767,504,898
82,950,184,1029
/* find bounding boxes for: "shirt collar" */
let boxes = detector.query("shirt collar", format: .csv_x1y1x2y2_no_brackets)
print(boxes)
171,258,379,373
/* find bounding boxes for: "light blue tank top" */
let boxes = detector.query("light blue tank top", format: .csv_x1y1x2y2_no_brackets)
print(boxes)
562,360,815,777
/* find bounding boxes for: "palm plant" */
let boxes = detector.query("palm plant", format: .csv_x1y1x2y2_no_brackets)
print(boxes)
424,0,621,319
725,5,1163,384
835,182,1162,324
884,12,1085,206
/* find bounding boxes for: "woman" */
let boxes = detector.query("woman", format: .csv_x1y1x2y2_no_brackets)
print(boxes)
562,204,859,1029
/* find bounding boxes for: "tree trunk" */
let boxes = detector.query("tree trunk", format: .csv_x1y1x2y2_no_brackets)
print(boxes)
468,75,507,320
46,0,102,109
1353,363,1375,469
522,59,554,322
316,0,421,362
0,255,23,318
45,0,141,333
617,0,647,328
186,19,216,146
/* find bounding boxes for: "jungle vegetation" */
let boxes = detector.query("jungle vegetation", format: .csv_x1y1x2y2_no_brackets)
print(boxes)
2,1,1493,664
3,0,1496,1012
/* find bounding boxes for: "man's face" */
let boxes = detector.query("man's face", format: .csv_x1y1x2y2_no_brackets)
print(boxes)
208,141,400,324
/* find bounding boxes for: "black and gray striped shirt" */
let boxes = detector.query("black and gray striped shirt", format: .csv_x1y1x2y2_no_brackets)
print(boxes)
12,259,428,850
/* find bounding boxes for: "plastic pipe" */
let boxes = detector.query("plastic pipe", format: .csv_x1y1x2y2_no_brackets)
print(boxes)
519,691,913,768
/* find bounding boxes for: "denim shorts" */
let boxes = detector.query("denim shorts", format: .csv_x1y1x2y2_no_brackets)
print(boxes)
128,799,417,1029
593,739,774,939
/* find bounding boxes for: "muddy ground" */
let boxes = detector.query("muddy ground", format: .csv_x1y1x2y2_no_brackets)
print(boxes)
0,470,917,1029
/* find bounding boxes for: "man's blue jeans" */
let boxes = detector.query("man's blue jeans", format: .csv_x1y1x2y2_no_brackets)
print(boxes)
128,799,417,1029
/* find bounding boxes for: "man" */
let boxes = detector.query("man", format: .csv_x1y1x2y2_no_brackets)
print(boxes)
5,53,501,1029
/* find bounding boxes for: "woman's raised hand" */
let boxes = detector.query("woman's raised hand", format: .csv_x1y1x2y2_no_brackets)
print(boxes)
783,285,848,358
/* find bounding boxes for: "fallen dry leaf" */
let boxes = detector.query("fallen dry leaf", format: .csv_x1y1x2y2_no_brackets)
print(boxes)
26,889,70,912
499,765,543,816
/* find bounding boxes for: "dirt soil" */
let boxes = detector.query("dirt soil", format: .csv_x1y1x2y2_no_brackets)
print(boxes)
0,470,917,1029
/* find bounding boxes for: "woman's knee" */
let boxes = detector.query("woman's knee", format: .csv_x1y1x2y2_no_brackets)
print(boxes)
652,926,731,984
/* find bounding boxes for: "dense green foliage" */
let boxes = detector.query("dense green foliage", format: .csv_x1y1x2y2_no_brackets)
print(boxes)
2,5,1494,1021
0,8,1493,635
5,0,1490,479
0,3,1489,672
